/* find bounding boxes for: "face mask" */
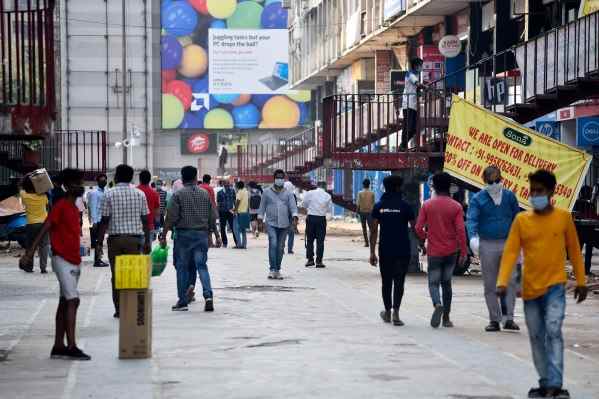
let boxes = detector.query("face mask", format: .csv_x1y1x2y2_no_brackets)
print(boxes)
274,178,285,188
530,195,549,211
485,182,503,196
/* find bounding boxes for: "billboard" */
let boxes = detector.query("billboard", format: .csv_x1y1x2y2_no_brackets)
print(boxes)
161,0,311,130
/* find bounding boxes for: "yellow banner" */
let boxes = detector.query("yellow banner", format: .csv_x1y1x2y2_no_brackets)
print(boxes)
444,96,592,211
579,0,599,17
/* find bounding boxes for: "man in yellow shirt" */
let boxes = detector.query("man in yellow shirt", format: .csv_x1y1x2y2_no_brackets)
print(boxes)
233,181,250,249
497,170,587,399
20,176,50,273
356,179,375,247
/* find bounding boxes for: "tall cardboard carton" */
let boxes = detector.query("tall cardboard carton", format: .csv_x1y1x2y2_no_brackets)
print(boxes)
119,289,152,359
28,169,53,194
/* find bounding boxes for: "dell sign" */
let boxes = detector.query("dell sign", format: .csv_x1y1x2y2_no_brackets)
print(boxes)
577,117,599,147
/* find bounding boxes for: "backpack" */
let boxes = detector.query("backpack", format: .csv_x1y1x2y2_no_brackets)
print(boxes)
250,192,261,210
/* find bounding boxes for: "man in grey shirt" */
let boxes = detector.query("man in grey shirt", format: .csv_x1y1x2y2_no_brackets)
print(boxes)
258,169,299,280
160,165,221,312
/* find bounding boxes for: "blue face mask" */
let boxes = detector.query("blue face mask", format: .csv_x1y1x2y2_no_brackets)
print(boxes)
530,195,549,211
274,178,285,188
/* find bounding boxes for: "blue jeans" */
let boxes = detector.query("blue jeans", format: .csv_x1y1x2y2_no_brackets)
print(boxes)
233,216,247,249
524,284,566,389
286,226,295,252
427,254,457,313
173,230,212,305
267,225,288,272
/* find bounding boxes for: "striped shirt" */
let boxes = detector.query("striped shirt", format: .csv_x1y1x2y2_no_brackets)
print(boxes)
166,183,216,232
101,183,149,236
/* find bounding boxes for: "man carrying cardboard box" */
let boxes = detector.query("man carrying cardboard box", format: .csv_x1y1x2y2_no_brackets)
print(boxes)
97,164,152,318
21,169,91,360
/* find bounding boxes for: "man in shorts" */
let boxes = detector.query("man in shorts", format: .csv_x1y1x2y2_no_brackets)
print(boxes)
20,168,91,361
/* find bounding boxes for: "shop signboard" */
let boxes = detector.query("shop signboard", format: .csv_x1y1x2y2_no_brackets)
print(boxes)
577,117,599,147
535,121,561,141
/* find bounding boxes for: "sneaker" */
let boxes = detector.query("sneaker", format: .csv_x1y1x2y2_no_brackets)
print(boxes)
50,346,68,359
40,269,48,274
380,310,391,323
186,286,196,304
171,303,189,312
547,389,570,399
392,310,404,326
485,321,501,332
64,347,91,361
204,298,214,312
430,304,444,328
273,271,284,280
503,320,520,331
442,317,454,328
113,312,119,319
288,250,294,255
93,261,108,268
527,387,547,398
305,260,315,267
19,263,33,273
268,271,275,279
315,262,326,268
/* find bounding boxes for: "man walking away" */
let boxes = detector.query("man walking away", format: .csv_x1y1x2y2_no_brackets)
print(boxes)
497,170,587,399
258,170,298,280
356,178,375,247
573,185,597,276
467,166,521,332
248,181,262,238
303,181,331,268
199,174,216,207
20,176,50,273
284,181,297,254
416,172,467,329
217,180,238,248
87,174,108,267
97,164,151,318
160,166,221,312
370,175,416,326
138,170,160,242
155,179,168,231
401,57,425,150
21,169,91,360
233,181,250,249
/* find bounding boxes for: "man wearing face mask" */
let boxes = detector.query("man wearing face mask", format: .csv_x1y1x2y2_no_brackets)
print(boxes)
257,170,299,280
87,174,108,267
467,166,521,332
497,170,587,399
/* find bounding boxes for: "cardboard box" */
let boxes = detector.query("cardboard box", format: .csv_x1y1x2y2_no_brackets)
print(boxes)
119,289,152,359
28,168,53,194
115,255,151,289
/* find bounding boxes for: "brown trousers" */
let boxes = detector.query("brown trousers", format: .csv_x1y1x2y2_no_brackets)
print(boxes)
107,235,142,313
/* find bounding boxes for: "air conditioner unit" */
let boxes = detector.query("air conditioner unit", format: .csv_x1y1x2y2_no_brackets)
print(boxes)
281,0,291,9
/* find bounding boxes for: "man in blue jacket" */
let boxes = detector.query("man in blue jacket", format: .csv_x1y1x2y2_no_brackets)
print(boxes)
467,166,521,332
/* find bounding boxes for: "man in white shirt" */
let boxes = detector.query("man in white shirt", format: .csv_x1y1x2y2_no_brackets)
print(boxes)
401,57,424,150
303,181,332,268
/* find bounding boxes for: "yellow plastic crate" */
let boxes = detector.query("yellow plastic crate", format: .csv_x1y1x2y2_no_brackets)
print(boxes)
115,255,151,289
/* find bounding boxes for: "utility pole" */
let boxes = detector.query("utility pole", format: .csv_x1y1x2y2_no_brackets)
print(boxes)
122,0,128,164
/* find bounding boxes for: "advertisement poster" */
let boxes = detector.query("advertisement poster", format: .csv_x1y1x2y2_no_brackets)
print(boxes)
180,132,217,155
576,117,599,147
161,0,311,130
445,96,592,211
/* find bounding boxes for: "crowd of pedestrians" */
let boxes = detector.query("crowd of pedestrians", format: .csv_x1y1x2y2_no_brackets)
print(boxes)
14,162,593,399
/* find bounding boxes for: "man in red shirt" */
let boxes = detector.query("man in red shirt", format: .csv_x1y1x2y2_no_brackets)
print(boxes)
199,174,216,207
138,170,160,240
416,172,467,329
20,168,91,361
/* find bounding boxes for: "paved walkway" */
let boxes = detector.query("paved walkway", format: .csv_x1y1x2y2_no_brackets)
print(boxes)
1,235,598,399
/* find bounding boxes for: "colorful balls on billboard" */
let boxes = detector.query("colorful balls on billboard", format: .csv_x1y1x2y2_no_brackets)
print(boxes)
212,94,240,104
261,2,287,29
207,0,236,19
252,94,272,108
188,0,209,15
286,90,311,103
298,102,310,125
261,96,300,128
165,80,193,111
177,35,193,47
210,19,227,29
227,1,263,29
178,44,208,78
161,35,182,69
162,94,185,129
162,1,198,37
232,104,260,129
232,94,251,106
204,108,234,129
264,0,280,5
161,69,177,84
180,110,206,129
192,76,209,93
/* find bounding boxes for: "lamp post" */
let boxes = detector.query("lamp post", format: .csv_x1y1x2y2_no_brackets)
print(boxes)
115,124,141,169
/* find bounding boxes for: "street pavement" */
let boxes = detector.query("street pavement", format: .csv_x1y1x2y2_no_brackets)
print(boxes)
1,234,598,399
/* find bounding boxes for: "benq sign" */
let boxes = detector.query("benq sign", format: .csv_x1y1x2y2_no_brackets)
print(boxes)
438,35,461,58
